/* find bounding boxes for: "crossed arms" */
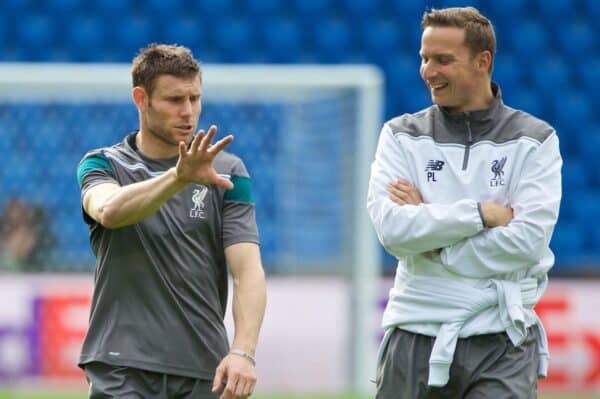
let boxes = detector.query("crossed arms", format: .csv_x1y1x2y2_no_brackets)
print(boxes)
367,126,562,278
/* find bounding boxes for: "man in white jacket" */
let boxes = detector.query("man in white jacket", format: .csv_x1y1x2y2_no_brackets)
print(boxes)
367,7,561,399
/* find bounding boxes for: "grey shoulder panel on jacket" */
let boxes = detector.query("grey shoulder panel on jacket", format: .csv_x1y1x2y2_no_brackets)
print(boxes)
493,106,556,144
386,107,434,138
385,105,555,145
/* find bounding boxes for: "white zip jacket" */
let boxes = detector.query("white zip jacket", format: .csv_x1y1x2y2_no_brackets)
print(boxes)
367,84,562,386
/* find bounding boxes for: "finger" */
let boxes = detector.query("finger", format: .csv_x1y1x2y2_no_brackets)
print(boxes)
235,378,248,397
178,141,186,159
224,373,238,399
191,130,204,153
212,366,225,393
395,178,412,185
217,178,234,190
387,184,409,199
390,196,407,205
408,191,423,204
208,135,234,154
243,377,256,397
247,380,256,397
391,180,413,191
199,124,218,153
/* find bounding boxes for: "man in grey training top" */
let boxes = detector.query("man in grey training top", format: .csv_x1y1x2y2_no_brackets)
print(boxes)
367,7,561,399
77,44,266,399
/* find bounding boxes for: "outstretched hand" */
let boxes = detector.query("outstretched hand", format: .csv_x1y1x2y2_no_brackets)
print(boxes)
175,125,234,189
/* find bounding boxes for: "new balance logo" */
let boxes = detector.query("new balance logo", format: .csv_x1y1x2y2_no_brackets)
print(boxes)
490,156,507,187
425,160,444,182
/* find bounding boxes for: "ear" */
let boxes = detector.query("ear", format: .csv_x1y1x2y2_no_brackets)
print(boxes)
477,50,492,74
132,86,148,111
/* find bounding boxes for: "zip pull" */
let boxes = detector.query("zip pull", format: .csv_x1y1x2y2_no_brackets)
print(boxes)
462,119,473,170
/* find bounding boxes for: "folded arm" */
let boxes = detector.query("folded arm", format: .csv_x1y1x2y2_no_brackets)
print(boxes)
440,134,562,277
367,125,484,257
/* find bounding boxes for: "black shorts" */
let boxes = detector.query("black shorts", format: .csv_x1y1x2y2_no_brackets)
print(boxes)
376,327,540,399
84,362,218,399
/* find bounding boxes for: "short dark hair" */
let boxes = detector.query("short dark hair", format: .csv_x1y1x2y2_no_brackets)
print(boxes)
131,43,201,96
421,7,496,73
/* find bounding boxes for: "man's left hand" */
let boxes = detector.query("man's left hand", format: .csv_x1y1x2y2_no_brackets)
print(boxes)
212,353,257,399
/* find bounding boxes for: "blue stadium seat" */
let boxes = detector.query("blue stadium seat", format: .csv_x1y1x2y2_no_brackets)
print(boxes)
503,88,544,118
215,18,254,62
572,192,600,232
550,221,585,265
293,0,332,18
438,0,480,8
115,16,154,54
509,21,548,63
2,0,33,19
493,55,525,89
143,0,182,18
591,225,600,258
16,14,56,48
578,128,600,186
390,0,429,20
244,0,280,16
189,0,233,19
343,0,380,18
562,159,589,191
583,0,600,19
533,0,576,22
531,56,571,98
313,17,352,62
41,0,81,19
0,15,7,51
551,91,592,141
556,21,596,60
488,0,528,20
383,53,429,114
90,0,132,16
163,16,206,50
361,18,402,63
67,15,106,53
486,0,528,28
261,17,303,62
576,56,600,108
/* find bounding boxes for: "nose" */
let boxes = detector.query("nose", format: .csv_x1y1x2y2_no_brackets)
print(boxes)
180,98,193,117
420,60,437,81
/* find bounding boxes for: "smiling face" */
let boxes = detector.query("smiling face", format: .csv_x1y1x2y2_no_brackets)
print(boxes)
419,26,490,113
134,73,202,156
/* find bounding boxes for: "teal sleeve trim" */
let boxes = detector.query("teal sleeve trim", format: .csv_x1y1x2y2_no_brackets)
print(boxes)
224,175,254,203
77,154,113,188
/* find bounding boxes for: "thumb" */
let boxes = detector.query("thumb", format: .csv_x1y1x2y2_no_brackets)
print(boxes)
212,364,226,392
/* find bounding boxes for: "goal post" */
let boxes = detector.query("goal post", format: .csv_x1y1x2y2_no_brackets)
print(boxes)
0,63,383,394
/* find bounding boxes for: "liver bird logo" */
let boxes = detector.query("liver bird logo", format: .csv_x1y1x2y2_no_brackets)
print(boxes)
192,186,208,211
491,156,507,180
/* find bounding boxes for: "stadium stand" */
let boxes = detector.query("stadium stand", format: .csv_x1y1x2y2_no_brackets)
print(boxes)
0,0,598,275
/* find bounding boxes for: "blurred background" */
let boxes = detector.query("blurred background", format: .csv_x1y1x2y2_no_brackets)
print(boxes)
0,0,598,398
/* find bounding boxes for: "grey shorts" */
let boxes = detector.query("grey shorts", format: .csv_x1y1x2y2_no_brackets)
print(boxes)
84,362,218,399
376,327,540,399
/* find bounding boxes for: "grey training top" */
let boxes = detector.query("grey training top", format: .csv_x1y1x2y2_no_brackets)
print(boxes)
76,132,259,380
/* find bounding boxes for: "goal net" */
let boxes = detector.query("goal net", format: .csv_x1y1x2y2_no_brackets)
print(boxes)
0,63,383,393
